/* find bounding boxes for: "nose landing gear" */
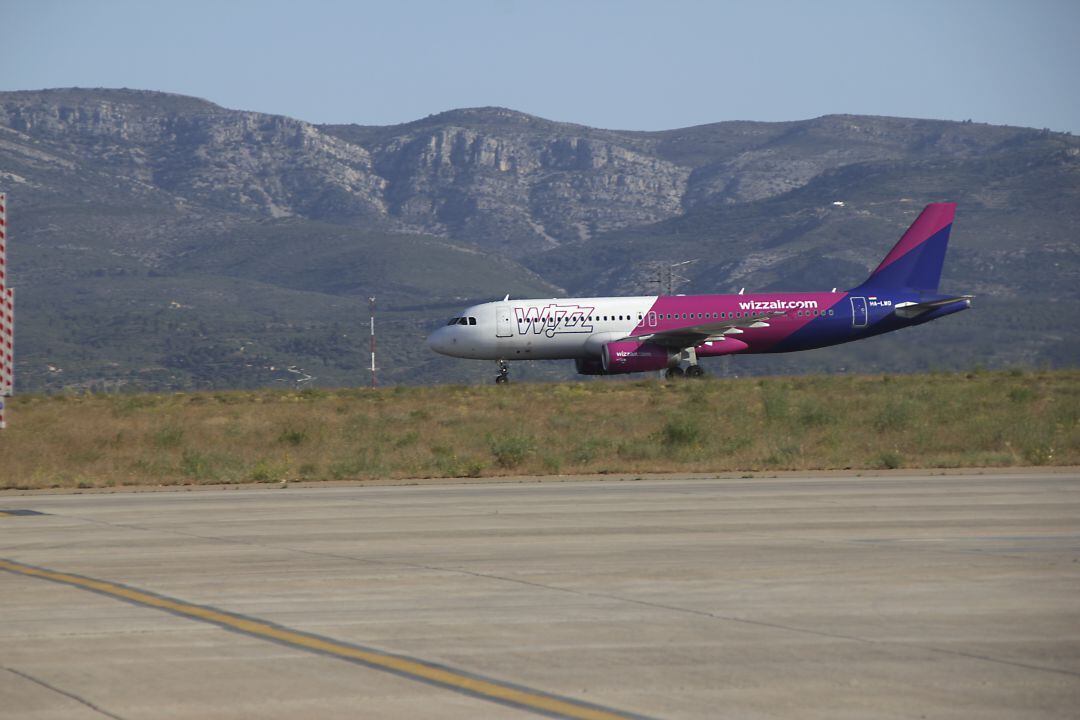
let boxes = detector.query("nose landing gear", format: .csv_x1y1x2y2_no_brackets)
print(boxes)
495,360,510,385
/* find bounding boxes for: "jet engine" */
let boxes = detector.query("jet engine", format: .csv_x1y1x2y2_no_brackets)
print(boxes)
574,357,607,375
601,341,677,374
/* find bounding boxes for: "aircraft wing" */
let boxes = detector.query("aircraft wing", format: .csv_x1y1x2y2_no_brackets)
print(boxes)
622,311,787,349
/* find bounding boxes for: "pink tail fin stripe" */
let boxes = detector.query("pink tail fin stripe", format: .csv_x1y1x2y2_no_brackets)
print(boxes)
871,202,956,275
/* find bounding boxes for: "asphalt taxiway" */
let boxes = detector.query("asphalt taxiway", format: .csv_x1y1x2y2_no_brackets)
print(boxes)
2,471,1078,719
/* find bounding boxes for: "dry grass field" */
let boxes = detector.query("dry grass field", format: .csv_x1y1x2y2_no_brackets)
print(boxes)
1,370,1077,490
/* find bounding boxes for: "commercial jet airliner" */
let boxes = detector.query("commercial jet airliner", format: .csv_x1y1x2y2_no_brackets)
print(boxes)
428,203,972,383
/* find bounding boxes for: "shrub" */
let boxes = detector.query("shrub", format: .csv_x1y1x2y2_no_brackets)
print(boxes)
153,426,185,448
873,399,913,432
1008,387,1034,403
490,435,534,468
659,418,700,447
180,449,216,480
797,399,832,427
760,384,789,423
277,427,308,446
877,450,903,469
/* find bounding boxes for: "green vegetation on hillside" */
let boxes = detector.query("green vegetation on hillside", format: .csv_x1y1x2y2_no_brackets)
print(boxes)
2,90,1077,391
1,370,1075,490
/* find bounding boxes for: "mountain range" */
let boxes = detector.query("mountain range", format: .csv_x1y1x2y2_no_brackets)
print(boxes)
0,88,1077,391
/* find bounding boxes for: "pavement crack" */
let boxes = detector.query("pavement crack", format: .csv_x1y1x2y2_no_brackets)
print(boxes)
3,666,128,720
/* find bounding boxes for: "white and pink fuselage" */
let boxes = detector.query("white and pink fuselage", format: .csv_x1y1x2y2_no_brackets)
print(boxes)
428,203,973,380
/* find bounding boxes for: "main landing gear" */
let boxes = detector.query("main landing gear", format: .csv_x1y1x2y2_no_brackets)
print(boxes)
666,348,706,380
495,359,510,385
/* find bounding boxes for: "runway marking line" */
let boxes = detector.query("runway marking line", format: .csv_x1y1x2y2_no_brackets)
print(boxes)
0,558,652,720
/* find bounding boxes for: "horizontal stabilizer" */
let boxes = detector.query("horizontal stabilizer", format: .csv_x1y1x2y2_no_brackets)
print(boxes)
894,295,973,319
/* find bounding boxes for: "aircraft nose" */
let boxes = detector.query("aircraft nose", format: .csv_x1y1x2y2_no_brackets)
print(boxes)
427,326,452,355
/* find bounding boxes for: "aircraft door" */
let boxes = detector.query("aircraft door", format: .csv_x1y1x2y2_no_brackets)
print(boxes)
850,297,868,328
495,303,514,337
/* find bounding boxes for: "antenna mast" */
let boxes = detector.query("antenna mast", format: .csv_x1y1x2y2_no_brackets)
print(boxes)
369,296,376,389
653,259,698,295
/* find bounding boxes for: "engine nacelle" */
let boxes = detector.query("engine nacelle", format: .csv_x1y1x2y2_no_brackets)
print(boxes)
601,341,677,374
575,357,608,375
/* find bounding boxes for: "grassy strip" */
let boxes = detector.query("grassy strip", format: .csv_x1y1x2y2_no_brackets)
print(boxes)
1,369,1077,490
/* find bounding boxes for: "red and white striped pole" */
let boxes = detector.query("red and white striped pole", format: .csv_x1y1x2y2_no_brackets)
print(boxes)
0,193,14,429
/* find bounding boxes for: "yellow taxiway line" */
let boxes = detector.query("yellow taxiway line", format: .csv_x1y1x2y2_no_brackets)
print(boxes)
0,557,650,720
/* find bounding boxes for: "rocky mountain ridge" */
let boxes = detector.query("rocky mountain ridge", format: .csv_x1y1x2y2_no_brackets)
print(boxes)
7,89,1069,254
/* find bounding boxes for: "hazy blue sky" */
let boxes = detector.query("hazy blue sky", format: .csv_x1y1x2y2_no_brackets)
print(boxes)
5,0,1079,133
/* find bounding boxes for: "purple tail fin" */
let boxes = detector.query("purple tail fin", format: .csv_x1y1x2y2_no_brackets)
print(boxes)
857,203,956,293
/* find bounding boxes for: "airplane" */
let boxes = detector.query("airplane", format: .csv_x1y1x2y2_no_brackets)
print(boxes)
427,202,972,384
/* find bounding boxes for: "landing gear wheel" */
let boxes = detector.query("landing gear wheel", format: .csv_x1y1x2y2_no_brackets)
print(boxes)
685,365,706,378
495,360,510,385
665,366,685,380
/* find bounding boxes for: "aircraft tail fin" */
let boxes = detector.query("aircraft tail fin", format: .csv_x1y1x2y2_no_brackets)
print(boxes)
856,202,956,293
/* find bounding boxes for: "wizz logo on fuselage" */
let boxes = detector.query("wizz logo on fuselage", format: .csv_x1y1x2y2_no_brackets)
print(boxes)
515,304,595,338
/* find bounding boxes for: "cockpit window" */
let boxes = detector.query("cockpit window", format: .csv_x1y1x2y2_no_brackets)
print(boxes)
468,317,477,325
458,318,468,325
446,317,459,326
